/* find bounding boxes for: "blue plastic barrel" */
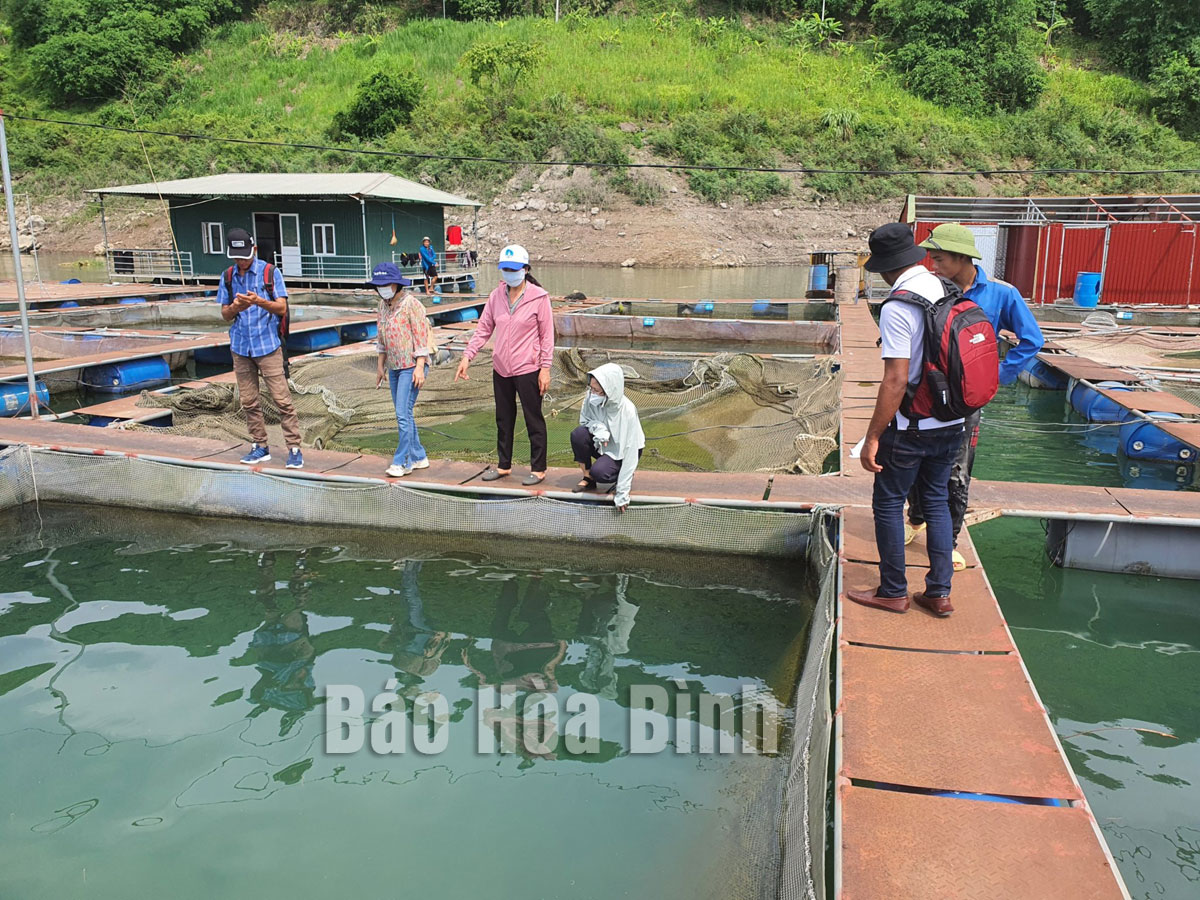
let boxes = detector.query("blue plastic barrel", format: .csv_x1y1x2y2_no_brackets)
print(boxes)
642,317,656,327
1119,412,1196,462
751,300,771,315
459,278,475,294
1069,380,1131,422
195,345,233,366
0,381,50,416
699,301,715,314
119,297,147,305
1018,358,1068,391
80,357,170,393
286,328,340,353
810,265,829,292
459,306,479,322
59,301,80,309
60,279,81,285
339,323,378,344
1073,272,1102,308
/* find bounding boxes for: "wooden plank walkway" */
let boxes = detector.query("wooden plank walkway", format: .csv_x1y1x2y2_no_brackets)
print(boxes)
0,281,211,306
833,298,1129,899
0,314,377,382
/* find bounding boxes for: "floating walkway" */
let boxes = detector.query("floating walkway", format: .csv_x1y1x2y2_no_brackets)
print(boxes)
0,280,211,309
833,298,1130,898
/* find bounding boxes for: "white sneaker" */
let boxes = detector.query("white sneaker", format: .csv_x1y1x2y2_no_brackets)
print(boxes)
409,458,430,470
385,464,411,477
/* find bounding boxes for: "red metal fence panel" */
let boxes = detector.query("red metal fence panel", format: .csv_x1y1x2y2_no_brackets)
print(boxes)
1034,225,1105,303
1102,223,1198,306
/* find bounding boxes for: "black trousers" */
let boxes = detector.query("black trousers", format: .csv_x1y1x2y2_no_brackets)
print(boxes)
493,370,547,471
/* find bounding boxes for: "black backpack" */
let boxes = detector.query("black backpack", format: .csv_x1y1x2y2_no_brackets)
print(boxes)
882,275,1000,422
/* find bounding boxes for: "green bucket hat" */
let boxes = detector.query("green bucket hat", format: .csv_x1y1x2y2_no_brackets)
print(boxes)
919,222,982,259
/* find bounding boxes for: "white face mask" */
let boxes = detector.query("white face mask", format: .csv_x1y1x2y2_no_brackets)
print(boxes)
377,285,397,301
588,391,606,408
500,269,525,288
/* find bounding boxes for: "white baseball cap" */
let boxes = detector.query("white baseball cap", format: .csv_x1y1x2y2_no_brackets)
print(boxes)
497,244,530,270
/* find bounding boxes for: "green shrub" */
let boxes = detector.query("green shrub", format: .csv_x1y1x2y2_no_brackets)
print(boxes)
329,70,425,140
1151,49,1200,136
457,0,501,22
873,0,1046,112
609,171,665,205
13,0,240,102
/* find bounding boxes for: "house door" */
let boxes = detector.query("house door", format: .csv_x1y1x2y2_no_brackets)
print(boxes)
278,213,302,275
253,213,281,269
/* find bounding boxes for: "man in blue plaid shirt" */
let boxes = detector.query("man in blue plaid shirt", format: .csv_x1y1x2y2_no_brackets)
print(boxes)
218,228,303,468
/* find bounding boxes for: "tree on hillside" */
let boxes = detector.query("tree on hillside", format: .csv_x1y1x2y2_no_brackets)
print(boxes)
1073,1,1200,134
1079,0,1199,77
872,0,1046,112
5,0,243,103
329,71,425,140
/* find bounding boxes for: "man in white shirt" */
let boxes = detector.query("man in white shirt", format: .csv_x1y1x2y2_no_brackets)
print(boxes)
847,223,965,618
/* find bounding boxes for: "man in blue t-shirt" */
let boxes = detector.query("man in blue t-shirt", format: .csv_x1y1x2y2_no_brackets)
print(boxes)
218,227,303,468
906,223,1045,567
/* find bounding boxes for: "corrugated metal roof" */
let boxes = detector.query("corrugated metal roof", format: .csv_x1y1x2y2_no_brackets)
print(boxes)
909,194,1200,224
88,173,481,207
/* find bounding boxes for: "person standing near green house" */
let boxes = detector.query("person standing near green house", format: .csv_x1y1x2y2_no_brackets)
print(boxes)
419,236,438,294
219,227,304,469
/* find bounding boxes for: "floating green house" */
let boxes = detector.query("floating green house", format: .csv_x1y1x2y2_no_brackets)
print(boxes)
89,173,482,288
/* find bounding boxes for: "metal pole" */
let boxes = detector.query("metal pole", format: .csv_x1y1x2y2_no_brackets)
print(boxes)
359,197,369,281
99,194,111,279
24,193,42,289
0,110,41,419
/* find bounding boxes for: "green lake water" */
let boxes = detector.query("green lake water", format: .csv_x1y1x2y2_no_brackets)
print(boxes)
972,518,1200,900
973,382,1197,492
0,506,813,900
972,384,1199,897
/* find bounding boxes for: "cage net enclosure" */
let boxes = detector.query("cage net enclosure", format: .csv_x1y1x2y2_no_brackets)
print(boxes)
130,347,843,475
0,445,837,900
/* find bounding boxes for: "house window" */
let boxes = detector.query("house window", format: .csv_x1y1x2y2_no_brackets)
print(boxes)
202,222,224,255
313,224,336,256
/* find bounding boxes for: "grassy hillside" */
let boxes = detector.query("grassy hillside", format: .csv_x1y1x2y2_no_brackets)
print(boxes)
4,12,1200,214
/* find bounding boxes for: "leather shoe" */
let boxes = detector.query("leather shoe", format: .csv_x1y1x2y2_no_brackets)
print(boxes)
846,587,909,614
913,591,954,617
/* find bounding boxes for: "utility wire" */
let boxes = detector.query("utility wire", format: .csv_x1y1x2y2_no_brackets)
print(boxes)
9,113,1200,179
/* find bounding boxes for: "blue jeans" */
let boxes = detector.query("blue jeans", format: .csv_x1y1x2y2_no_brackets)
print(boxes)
388,367,427,468
872,422,964,599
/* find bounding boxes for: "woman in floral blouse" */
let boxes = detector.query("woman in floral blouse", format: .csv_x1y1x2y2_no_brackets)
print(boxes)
370,262,433,478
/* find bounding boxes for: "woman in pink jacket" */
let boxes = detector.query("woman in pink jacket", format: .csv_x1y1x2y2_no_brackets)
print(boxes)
454,245,554,485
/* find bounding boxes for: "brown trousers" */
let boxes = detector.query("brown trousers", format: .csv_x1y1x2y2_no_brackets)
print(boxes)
232,348,302,447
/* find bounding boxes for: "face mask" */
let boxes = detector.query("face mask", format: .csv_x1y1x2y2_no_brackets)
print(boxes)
377,285,397,301
588,392,606,408
500,269,525,288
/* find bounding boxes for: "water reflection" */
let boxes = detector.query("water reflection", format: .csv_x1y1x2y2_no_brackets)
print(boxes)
0,514,809,899
974,516,1200,898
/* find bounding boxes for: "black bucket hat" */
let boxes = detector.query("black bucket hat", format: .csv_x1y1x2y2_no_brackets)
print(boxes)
864,223,926,273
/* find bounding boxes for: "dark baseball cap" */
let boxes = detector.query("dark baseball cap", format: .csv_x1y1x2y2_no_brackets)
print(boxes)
367,261,412,287
226,227,255,259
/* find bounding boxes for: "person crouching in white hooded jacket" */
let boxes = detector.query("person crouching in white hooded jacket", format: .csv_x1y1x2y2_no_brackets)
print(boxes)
569,363,646,512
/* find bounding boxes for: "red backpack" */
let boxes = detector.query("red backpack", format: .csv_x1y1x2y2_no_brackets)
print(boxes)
883,275,999,422
225,263,291,374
